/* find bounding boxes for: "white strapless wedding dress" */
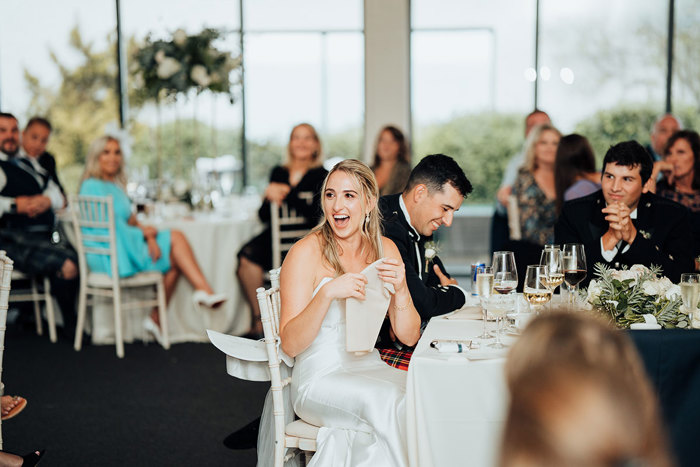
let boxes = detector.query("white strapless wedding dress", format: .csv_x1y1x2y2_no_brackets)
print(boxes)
291,277,408,466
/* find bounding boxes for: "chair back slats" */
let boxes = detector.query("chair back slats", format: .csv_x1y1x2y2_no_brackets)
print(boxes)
70,195,120,282
0,251,14,450
270,196,314,269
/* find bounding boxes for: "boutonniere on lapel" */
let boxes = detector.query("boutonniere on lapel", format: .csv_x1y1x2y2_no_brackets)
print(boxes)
638,229,651,240
424,241,440,273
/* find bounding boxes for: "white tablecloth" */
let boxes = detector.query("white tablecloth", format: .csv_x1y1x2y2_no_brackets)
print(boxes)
406,308,510,467
66,212,261,344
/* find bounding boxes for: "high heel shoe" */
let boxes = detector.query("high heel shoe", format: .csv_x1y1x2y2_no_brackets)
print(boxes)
22,449,45,466
143,317,165,347
192,290,227,309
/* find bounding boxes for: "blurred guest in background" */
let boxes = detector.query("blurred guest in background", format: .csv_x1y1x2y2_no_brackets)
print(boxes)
236,123,327,338
501,312,672,467
0,112,77,337
21,117,65,195
491,109,551,253
554,133,599,213
371,125,411,196
80,136,226,343
512,123,561,246
555,140,693,283
647,113,682,162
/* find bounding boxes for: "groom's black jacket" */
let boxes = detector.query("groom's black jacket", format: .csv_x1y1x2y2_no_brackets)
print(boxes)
554,190,694,285
376,194,466,348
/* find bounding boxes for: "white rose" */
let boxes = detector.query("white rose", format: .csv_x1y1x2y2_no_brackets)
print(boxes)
586,279,602,303
664,284,681,301
157,57,181,79
425,248,436,260
630,264,649,277
173,28,187,46
155,49,166,64
641,280,661,296
190,65,211,87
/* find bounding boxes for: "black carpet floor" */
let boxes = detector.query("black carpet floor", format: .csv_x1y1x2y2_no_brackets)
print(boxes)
2,324,267,466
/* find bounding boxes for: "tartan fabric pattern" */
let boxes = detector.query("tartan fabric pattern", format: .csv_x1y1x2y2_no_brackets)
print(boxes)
0,229,77,276
378,348,413,372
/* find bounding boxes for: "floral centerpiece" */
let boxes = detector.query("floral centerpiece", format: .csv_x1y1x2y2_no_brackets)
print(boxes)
585,263,689,329
131,27,241,104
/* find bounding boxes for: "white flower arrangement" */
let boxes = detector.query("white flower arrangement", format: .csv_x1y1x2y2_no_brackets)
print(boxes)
585,263,688,329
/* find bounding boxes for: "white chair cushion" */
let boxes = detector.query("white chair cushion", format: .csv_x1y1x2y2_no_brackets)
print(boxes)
285,419,320,439
87,271,162,288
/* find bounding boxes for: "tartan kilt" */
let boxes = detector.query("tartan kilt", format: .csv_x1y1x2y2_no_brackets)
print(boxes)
0,228,77,276
378,348,413,371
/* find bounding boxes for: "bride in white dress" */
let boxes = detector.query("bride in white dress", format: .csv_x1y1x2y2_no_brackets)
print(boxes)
280,159,422,466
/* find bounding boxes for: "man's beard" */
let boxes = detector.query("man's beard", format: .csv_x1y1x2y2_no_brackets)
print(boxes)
0,140,18,156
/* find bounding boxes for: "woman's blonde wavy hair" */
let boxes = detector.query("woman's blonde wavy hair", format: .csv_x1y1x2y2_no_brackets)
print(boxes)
310,159,383,276
522,123,561,172
80,135,127,188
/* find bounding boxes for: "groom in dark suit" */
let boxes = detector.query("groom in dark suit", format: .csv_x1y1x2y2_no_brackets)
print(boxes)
555,140,694,284
377,154,473,356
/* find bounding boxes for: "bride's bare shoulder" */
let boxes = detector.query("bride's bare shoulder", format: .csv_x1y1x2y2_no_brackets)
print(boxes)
283,232,322,266
380,236,401,259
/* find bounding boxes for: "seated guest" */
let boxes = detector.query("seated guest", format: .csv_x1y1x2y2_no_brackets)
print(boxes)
555,140,694,284
79,136,225,342
371,125,411,196
21,117,65,195
554,133,599,213
647,113,682,162
512,123,561,246
237,123,327,338
501,312,671,467
278,159,420,466
0,112,78,336
378,154,472,361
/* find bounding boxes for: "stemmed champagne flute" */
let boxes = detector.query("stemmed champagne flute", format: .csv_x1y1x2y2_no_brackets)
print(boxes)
680,273,700,325
474,267,494,339
562,243,587,310
490,251,517,349
540,245,563,310
524,265,552,313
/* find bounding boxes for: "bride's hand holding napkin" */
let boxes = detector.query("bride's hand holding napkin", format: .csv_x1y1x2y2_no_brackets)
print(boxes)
346,259,395,354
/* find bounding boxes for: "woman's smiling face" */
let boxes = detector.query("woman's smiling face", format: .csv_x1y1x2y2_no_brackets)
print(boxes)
323,170,366,240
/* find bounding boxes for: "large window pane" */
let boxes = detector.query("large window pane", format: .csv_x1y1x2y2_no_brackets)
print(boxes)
244,0,362,31
123,0,243,188
540,0,668,155
673,0,700,131
411,0,536,205
0,0,118,193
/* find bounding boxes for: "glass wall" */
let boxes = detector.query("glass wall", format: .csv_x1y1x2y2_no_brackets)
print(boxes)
243,0,364,188
539,0,668,160
411,0,536,204
122,0,242,191
0,0,118,192
673,0,700,131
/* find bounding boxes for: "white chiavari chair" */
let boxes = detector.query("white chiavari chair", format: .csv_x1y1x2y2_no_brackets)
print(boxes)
0,250,15,449
70,195,168,358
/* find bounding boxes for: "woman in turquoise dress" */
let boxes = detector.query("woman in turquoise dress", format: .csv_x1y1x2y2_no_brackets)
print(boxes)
79,136,225,341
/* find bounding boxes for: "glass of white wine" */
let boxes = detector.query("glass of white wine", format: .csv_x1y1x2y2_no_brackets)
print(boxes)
524,265,552,313
540,245,563,310
680,273,700,325
474,266,494,339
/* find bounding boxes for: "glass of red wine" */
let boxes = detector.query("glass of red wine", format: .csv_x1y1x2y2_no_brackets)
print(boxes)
562,243,587,310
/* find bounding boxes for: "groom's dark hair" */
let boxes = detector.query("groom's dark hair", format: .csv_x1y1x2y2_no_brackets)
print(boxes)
404,154,473,198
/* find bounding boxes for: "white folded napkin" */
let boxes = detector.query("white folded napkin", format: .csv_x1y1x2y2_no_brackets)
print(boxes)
345,259,395,354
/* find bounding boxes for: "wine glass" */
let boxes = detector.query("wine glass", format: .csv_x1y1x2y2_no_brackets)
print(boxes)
562,243,587,310
539,245,563,310
474,266,494,339
680,273,700,325
490,251,517,348
524,265,552,313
